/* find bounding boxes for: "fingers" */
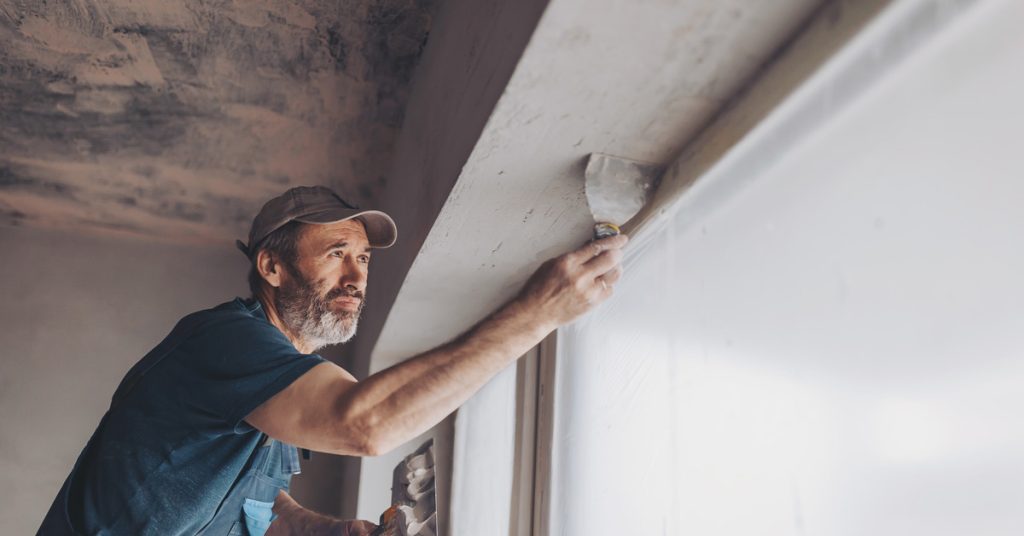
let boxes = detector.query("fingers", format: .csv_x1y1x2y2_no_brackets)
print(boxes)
591,265,622,300
577,235,627,298
272,489,299,515
522,233,628,326
581,232,627,277
344,520,379,536
582,247,623,279
599,265,623,287
567,234,629,266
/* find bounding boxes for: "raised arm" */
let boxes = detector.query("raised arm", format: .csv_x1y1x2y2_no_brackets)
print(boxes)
245,234,627,456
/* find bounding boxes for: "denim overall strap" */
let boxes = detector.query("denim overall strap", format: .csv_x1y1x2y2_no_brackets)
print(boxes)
280,441,302,476
196,439,303,536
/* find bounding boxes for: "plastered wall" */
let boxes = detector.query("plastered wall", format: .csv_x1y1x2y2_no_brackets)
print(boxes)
0,226,249,534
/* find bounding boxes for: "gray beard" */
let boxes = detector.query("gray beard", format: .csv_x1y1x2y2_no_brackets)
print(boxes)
275,271,363,352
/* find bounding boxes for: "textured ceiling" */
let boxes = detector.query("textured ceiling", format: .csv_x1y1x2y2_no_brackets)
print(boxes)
0,0,434,243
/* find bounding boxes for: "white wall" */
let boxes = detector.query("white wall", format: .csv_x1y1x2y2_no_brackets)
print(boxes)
0,226,249,534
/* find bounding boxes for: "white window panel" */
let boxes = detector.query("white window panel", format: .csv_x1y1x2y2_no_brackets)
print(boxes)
549,0,1024,534
449,365,518,534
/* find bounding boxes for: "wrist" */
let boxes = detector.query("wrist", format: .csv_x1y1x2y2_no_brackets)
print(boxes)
326,518,352,536
506,294,558,338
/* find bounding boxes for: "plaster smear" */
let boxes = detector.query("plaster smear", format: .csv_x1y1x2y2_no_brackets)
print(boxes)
0,0,436,243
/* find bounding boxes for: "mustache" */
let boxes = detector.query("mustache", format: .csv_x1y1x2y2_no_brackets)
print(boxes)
324,287,364,302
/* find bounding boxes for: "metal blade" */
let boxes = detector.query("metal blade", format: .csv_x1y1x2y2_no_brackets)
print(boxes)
584,152,660,228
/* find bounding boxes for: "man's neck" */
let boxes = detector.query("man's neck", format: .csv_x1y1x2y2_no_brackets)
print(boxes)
255,292,314,354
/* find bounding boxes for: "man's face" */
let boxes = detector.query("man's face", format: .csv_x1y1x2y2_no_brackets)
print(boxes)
274,219,372,351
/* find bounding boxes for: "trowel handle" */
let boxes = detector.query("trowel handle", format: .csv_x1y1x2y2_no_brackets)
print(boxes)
593,222,621,240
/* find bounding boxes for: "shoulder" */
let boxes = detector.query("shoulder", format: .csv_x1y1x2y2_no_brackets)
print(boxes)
178,298,302,363
186,298,283,337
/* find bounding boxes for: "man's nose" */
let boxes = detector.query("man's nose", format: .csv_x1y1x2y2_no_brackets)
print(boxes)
339,257,368,290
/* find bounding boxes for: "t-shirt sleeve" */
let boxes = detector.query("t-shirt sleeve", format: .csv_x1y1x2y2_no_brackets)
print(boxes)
173,312,325,434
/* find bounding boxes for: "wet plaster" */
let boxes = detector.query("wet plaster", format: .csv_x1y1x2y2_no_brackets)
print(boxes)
0,0,435,244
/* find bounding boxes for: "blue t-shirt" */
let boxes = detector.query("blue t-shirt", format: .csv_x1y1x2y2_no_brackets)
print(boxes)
67,298,324,534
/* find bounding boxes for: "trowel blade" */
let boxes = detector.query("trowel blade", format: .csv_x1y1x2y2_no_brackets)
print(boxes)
584,153,660,228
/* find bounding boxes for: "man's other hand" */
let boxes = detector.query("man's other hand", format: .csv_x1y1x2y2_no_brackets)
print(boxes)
269,490,378,536
338,520,378,536
518,233,628,329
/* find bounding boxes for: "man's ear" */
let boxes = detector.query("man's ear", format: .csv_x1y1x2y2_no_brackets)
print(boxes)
256,249,285,289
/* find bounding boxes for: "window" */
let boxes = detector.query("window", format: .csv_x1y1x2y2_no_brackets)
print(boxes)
548,0,1024,534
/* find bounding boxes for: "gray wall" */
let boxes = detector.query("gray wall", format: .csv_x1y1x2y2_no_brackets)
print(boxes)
0,226,250,534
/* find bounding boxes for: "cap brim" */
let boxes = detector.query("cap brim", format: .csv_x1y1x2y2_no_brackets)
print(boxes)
295,208,397,248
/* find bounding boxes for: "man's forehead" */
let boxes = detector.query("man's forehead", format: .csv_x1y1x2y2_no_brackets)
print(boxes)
301,219,370,248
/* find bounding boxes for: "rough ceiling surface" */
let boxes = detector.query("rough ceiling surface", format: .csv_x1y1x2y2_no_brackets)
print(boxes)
0,0,434,243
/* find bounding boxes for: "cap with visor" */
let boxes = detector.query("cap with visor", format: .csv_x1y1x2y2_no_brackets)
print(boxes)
236,185,397,258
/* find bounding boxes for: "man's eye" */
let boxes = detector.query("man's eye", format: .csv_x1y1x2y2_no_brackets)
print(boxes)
358,256,371,264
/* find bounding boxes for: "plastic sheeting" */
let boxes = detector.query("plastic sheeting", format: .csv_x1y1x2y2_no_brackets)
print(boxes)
448,366,518,534
549,0,1024,534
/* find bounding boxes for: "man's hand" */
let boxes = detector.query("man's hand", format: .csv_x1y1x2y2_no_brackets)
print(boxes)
244,234,629,458
517,234,628,330
268,490,378,536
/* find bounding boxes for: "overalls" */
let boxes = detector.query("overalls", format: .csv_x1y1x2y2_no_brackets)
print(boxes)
197,438,302,536
37,313,304,536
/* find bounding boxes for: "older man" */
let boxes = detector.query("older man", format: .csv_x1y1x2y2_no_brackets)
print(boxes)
39,186,626,535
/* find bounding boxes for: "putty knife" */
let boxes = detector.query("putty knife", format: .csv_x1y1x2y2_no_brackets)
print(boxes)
584,153,661,239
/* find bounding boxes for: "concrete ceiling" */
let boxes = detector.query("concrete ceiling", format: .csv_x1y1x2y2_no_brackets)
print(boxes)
0,0,435,243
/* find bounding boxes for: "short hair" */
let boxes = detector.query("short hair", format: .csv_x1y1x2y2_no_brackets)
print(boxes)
247,221,306,297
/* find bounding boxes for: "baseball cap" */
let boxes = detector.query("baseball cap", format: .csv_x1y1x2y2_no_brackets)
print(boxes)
236,185,398,258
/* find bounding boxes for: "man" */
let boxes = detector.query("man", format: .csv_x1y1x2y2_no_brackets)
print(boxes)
39,186,626,535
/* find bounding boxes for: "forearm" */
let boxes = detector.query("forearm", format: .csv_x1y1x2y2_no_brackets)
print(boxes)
338,296,552,454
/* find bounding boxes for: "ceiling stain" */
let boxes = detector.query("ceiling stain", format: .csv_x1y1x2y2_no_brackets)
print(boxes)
0,0,435,243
